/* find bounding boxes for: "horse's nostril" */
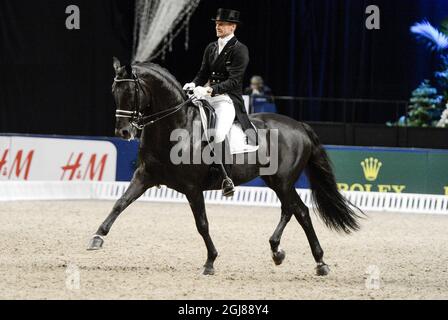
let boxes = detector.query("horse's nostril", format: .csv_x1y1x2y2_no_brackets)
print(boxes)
121,129,130,137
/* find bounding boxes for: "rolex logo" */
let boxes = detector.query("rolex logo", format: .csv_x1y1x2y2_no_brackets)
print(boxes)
361,157,382,181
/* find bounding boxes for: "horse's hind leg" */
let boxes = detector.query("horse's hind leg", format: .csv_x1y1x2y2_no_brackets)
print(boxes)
269,207,292,266
290,191,330,276
268,184,329,276
87,169,148,250
186,191,218,275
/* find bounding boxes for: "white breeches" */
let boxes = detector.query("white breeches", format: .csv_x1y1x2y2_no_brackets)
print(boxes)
204,94,236,144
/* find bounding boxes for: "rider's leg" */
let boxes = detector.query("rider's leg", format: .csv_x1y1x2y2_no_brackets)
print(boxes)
208,94,235,144
206,94,236,197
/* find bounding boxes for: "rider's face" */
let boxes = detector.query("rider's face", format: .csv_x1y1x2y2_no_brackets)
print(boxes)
215,21,236,38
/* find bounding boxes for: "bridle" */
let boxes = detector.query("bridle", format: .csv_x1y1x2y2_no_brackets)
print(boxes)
114,71,194,130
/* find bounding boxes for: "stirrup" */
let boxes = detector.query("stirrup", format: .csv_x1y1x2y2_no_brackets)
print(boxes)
222,177,235,198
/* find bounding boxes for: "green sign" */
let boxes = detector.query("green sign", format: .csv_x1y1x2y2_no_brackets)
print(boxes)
327,147,448,195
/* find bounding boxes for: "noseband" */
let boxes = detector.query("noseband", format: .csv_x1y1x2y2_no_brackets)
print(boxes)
114,72,193,130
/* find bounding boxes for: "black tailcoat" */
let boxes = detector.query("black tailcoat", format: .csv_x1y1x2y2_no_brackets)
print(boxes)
193,36,253,132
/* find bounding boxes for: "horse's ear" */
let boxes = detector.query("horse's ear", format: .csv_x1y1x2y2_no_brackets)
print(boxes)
113,57,121,73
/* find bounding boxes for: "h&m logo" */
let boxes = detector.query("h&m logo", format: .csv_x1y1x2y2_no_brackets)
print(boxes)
61,153,108,181
0,149,35,180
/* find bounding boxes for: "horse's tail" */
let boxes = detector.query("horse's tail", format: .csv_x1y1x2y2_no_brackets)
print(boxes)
303,123,363,234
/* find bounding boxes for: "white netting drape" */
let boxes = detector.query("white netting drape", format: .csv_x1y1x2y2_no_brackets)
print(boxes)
133,0,201,63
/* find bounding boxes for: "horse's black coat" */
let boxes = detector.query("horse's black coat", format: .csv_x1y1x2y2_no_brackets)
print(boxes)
90,61,362,276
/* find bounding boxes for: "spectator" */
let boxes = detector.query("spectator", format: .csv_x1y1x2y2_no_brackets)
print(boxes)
244,75,273,99
244,75,274,113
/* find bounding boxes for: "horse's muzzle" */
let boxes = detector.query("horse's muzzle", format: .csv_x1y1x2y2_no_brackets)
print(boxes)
115,128,132,140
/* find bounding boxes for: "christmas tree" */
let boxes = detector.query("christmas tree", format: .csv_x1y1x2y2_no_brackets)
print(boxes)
407,80,443,127
404,20,448,127
437,103,448,128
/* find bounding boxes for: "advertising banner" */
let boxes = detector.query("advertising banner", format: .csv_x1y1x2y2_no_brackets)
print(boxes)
1,135,447,195
0,137,117,181
327,147,448,195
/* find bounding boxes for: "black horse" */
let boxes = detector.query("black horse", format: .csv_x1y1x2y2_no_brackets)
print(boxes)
87,59,362,276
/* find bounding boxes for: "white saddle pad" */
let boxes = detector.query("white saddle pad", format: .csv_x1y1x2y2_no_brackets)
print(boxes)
227,122,259,155
197,102,259,155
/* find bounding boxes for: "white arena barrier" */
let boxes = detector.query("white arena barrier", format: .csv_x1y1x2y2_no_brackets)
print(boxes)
0,181,447,215
0,181,95,201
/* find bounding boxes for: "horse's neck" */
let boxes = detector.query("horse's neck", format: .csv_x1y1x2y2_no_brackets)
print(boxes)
140,95,196,158
138,70,199,158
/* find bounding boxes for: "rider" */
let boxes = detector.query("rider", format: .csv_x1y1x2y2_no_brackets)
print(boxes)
183,8,258,197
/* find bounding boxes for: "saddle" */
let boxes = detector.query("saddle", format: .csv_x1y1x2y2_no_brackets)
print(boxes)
197,99,217,134
195,99,259,155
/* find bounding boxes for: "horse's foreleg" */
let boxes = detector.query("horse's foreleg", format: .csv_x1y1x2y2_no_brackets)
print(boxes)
87,171,148,250
269,208,293,266
187,191,218,275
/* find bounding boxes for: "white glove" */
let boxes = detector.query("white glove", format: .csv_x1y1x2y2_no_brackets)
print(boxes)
193,86,212,99
183,82,196,91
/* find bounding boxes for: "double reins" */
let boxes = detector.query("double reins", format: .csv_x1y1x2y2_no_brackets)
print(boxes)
114,72,193,130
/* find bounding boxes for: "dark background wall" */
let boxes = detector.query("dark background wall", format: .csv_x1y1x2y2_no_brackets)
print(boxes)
1,0,447,136
0,0,134,136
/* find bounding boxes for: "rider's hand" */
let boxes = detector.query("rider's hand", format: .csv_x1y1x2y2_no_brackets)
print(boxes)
183,82,196,92
193,86,213,99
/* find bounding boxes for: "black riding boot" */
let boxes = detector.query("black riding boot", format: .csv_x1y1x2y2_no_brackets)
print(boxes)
217,141,235,198
208,139,234,198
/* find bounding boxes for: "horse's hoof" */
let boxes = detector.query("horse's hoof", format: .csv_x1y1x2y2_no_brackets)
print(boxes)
87,235,104,251
202,267,215,276
316,263,330,276
272,249,286,266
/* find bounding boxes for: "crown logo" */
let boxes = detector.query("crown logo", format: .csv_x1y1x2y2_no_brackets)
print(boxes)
361,157,382,181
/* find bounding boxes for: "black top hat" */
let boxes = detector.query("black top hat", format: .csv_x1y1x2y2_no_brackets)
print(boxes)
211,8,241,24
